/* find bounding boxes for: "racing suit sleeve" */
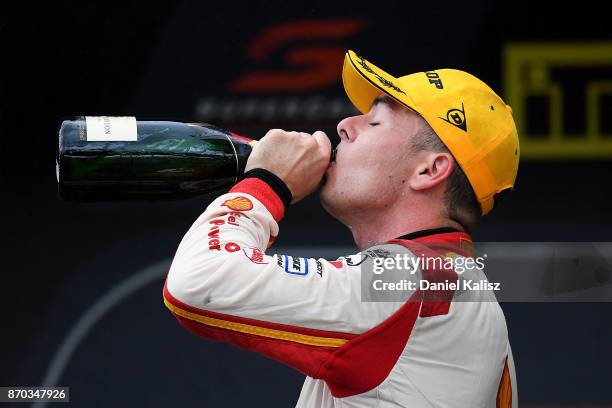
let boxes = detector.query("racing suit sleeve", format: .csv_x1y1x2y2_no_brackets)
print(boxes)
163,171,409,380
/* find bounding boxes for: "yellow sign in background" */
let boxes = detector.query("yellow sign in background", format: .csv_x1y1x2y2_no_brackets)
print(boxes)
504,42,612,159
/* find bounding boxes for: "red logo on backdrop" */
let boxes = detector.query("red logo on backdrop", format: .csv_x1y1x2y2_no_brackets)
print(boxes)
243,247,269,264
222,196,253,211
225,242,241,252
229,19,367,93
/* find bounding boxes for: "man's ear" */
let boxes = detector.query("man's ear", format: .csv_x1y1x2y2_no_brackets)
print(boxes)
409,152,455,191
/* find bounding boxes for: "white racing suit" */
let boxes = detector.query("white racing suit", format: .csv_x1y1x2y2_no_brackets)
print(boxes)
164,176,517,407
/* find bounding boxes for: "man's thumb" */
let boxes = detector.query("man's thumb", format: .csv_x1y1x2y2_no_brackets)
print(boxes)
312,131,331,157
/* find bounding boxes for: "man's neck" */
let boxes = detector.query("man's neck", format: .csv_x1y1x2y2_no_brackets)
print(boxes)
348,204,464,250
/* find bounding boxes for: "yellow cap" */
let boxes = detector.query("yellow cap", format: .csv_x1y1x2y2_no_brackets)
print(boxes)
342,50,520,215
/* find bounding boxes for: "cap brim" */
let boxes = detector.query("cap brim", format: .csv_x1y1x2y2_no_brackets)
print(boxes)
342,50,418,114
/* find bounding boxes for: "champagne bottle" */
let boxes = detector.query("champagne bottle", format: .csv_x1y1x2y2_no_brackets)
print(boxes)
56,116,256,201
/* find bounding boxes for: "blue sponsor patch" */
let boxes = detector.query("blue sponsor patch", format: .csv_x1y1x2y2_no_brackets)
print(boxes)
284,255,309,276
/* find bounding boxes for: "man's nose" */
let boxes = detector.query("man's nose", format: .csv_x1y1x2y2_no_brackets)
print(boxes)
337,115,364,143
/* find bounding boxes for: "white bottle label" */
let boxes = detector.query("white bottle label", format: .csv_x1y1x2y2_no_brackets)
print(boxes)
85,116,138,141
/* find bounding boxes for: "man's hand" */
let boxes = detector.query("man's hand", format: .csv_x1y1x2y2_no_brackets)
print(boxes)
245,129,331,204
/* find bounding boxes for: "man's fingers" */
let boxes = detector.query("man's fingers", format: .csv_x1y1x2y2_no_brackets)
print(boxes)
312,131,331,158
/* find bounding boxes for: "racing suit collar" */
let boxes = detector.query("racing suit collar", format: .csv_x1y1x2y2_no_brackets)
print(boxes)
394,228,473,257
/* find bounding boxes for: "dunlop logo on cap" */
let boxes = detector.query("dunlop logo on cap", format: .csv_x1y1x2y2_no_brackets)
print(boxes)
222,196,253,211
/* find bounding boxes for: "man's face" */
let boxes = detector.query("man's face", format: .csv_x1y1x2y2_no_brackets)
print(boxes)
320,95,423,221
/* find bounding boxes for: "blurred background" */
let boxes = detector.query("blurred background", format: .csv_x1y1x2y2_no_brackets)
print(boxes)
2,0,612,406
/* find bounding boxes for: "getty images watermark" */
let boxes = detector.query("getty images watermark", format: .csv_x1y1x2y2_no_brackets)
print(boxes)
359,242,612,302
358,244,496,302
371,252,495,292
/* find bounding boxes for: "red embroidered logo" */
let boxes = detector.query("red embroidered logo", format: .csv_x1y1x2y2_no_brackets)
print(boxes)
242,247,269,264
222,196,253,211
208,219,224,250
225,242,241,252
329,260,343,269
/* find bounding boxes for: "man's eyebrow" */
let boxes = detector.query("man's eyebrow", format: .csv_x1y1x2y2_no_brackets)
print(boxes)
371,95,395,109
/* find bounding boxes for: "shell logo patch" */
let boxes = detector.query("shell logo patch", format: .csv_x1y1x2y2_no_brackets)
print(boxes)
222,196,253,211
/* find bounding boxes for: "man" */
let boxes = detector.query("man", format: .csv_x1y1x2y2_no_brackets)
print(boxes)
163,50,519,407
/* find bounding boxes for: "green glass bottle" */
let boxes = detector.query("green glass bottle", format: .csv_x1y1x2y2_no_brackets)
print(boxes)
56,116,255,201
